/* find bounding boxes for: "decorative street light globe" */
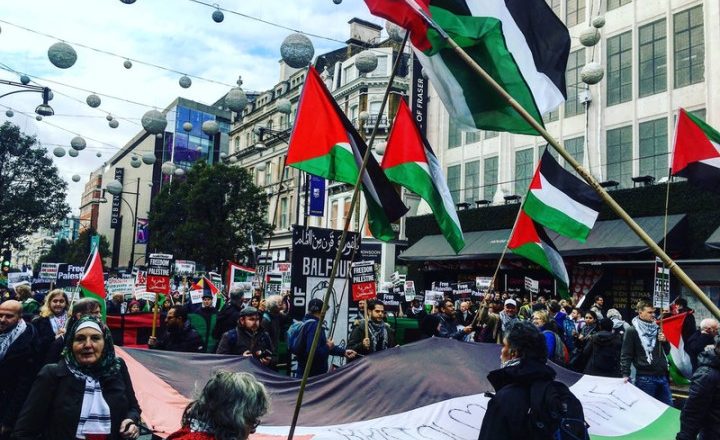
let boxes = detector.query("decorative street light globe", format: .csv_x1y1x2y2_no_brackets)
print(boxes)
220,152,228,159
70,136,86,151
141,152,156,165
225,87,248,113
124,59,133,69
280,33,314,68
68,149,79,158
141,109,167,134
96,152,102,158
109,119,119,128
359,111,369,123
356,50,378,74
5,110,13,118
212,8,224,23
182,122,193,133
161,161,176,175
276,98,292,115
228,156,238,163
174,168,185,176
106,114,114,121
202,120,219,136
20,74,30,85
592,15,606,28
106,179,123,196
581,62,605,85
48,42,78,69
53,147,66,157
72,174,81,182
179,75,192,89
374,141,387,156
86,94,101,108
579,28,601,47
130,157,142,168
256,162,267,172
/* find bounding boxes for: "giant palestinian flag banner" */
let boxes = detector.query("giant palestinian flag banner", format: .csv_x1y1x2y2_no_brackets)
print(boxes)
383,99,464,252
287,66,408,241
118,338,679,439
364,0,570,135
524,148,602,242
672,108,720,193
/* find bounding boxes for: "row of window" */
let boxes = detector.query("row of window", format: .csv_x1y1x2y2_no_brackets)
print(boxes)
546,0,631,28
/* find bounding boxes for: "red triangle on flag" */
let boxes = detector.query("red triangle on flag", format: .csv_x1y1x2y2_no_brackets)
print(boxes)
79,249,106,300
508,210,541,249
381,100,429,169
672,108,720,174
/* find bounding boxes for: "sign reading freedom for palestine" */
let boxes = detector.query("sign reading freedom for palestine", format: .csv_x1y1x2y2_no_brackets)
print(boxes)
147,253,173,294
351,260,376,302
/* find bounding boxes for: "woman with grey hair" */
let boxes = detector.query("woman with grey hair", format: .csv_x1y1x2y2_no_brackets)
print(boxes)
167,371,270,440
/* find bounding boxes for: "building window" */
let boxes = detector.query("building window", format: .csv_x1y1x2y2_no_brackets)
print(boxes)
264,161,272,186
465,130,481,144
447,165,461,204
369,55,388,77
564,136,585,170
566,0,585,27
639,118,669,180
639,19,667,98
543,110,559,123
234,136,240,152
484,130,498,139
606,126,632,188
341,196,352,229
607,31,633,106
343,64,357,85
464,160,480,203
607,0,631,11
515,148,534,196
545,0,560,16
691,108,706,121
674,5,704,88
329,200,339,230
279,198,288,229
565,49,586,117
483,156,498,201
448,118,462,149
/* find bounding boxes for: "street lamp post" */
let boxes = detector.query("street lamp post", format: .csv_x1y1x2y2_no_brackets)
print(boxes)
105,177,141,270
0,79,54,116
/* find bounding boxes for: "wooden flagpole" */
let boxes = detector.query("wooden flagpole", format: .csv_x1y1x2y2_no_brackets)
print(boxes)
407,9,720,320
287,32,410,440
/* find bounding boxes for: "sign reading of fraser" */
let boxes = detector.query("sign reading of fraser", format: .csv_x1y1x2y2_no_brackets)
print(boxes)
351,260,377,302
147,253,173,294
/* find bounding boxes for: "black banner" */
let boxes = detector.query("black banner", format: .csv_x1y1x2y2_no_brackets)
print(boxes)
110,167,124,229
411,54,428,135
56,264,84,288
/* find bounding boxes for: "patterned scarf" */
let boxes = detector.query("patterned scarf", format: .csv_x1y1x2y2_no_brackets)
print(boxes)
499,311,518,336
70,368,111,439
368,320,388,352
0,319,26,361
50,313,68,335
632,316,659,364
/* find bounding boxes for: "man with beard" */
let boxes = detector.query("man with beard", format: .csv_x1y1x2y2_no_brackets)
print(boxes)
348,300,395,358
0,300,39,439
498,299,520,342
148,305,204,353
437,299,472,340
216,307,274,367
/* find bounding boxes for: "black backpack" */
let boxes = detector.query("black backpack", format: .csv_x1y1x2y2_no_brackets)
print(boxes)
527,380,589,440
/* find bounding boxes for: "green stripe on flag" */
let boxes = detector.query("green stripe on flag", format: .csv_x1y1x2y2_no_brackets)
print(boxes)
667,353,691,386
289,145,358,185
81,287,106,321
590,407,680,440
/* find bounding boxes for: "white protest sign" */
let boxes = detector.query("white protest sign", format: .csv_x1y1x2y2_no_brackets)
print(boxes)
424,290,444,306
404,280,416,302
524,276,539,294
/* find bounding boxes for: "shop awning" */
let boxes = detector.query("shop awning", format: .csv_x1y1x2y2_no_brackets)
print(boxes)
399,215,686,261
705,225,720,250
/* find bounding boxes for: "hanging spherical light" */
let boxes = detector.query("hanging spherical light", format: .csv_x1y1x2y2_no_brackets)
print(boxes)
276,98,292,115
581,62,605,85
130,157,142,168
225,87,248,113
70,136,87,151
119,0,137,3
141,152,156,165
333,0,342,4
141,109,167,134
48,42,77,69
385,21,406,43
255,162,267,172
374,141,387,156
174,168,185,177
156,133,163,138
220,152,228,159
280,33,314,69
19,74,30,85
179,75,192,89
202,120,219,136
96,152,102,158
109,119,119,128
86,94,101,108
356,50,378,74
52,147,66,157
228,156,238,163
68,149,79,158
47,90,54,101
5,109,13,118
71,174,81,182
182,122,193,133
106,179,123,196
579,28,601,47
123,59,132,69
36,115,42,121
592,15,606,29
359,111,369,123
106,114,114,121
212,8,224,23
161,161,176,175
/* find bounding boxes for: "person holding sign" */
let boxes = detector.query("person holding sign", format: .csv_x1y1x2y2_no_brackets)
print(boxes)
148,306,204,353
437,299,472,340
347,300,395,359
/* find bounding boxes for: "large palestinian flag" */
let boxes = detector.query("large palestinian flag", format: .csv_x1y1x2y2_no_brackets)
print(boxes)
363,0,570,135
661,311,693,385
78,247,107,318
382,100,464,252
524,148,602,242
118,338,679,439
671,108,720,193
508,210,569,297
287,67,408,241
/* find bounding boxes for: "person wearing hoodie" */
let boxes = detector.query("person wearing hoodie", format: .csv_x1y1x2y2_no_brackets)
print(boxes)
583,318,623,377
676,339,720,440
606,308,632,339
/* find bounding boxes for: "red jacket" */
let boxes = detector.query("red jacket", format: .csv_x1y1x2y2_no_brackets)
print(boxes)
166,427,215,440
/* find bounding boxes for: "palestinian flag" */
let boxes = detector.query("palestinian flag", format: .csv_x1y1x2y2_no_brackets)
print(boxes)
363,0,570,135
78,247,107,319
524,148,601,242
508,210,569,297
672,108,720,193
118,337,679,439
287,66,408,241
382,100,464,252
190,276,220,307
661,311,693,385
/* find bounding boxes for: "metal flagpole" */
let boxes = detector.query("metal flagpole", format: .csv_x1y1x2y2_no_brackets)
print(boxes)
287,32,410,440
405,1,720,320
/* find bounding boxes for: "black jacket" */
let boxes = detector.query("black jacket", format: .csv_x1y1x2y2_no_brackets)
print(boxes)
30,317,58,357
685,330,715,373
212,303,242,341
677,350,720,440
437,314,466,340
13,359,141,440
346,320,396,357
583,330,623,377
455,310,474,327
0,324,39,430
216,326,273,358
478,359,557,440
620,325,669,377
150,321,204,353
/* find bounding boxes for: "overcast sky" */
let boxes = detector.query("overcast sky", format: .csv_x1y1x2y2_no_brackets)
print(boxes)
0,0,380,215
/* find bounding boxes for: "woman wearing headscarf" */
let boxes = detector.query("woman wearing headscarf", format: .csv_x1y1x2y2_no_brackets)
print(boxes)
167,370,270,440
14,316,141,440
32,289,70,355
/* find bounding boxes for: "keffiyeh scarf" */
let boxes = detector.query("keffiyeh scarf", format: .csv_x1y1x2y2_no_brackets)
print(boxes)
632,316,659,364
499,311,518,336
68,363,112,439
368,321,388,352
50,314,67,334
0,319,26,361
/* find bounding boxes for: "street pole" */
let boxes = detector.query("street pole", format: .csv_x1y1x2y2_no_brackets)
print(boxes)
127,177,140,270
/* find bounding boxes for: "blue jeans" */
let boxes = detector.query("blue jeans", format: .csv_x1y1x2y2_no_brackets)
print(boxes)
634,374,673,406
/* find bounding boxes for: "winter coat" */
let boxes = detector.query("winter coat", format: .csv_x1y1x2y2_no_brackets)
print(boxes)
347,320,396,356
437,314,466,340
13,358,141,440
583,330,622,377
478,358,557,440
151,321,204,353
31,316,60,357
676,350,720,440
0,324,39,430
620,325,669,377
212,303,242,341
216,326,273,359
685,330,715,373
296,314,345,377
167,427,216,439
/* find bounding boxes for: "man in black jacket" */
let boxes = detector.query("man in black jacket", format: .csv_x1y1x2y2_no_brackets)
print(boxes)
0,300,39,439
685,318,718,372
148,305,203,352
216,307,274,367
437,299,472,340
213,287,245,341
677,339,720,440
